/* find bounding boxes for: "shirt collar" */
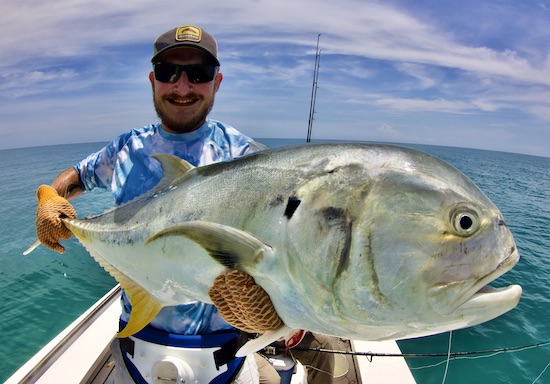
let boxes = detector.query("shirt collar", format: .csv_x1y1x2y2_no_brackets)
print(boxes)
157,120,210,142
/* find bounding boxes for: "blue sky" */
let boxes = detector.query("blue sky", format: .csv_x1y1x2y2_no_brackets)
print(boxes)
1,0,550,157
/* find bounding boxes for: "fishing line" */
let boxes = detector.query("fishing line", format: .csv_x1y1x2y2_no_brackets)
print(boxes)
292,340,550,384
531,361,550,384
287,339,550,359
441,331,452,384
285,339,550,382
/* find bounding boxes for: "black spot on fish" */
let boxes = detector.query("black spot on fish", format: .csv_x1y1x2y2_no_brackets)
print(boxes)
322,207,352,279
322,207,345,223
270,195,285,208
284,197,301,219
335,221,352,279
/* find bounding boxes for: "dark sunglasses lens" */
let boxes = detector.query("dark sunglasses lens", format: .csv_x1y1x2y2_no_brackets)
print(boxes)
154,63,216,84
154,63,180,83
185,65,217,83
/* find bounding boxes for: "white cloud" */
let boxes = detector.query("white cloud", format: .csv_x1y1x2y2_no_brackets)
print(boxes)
374,97,472,114
377,123,399,138
0,69,78,98
0,0,549,156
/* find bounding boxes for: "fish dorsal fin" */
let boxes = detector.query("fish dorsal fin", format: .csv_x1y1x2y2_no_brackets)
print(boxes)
145,221,273,269
149,153,195,193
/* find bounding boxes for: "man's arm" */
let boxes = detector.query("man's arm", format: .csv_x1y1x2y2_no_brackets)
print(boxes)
51,167,83,200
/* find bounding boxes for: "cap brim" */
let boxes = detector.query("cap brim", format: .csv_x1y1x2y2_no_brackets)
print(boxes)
151,44,220,66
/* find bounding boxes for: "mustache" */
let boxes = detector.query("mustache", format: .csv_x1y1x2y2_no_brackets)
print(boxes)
162,92,202,100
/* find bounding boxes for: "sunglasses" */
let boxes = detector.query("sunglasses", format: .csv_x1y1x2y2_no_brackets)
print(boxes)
153,63,218,84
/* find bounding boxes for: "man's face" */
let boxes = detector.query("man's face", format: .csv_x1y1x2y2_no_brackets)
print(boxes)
150,47,222,134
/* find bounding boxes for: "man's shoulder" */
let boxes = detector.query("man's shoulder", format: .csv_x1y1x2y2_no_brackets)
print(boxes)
207,119,251,141
208,119,239,132
130,123,160,137
112,124,160,147
205,120,263,158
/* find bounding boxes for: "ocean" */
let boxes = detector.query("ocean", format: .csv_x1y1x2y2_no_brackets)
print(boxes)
0,139,548,383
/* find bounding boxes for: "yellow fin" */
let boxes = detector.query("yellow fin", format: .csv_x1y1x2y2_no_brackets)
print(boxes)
117,273,164,338
73,241,164,338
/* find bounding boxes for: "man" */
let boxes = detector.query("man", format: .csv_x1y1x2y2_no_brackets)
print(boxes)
35,24,334,383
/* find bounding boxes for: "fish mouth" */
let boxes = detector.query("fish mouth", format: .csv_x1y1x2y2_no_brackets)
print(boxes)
428,248,522,315
458,284,522,311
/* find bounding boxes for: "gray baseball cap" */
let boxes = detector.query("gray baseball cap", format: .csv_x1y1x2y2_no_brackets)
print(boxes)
151,25,220,66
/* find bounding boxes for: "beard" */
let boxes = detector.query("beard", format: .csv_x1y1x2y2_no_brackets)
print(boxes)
152,91,214,134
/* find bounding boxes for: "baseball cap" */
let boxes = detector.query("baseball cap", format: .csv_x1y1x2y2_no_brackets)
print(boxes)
151,25,220,66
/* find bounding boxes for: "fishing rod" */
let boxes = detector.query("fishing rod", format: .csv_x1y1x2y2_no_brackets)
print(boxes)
284,340,550,360
306,34,321,143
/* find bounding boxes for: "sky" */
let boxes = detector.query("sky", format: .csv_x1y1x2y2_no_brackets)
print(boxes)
1,0,550,157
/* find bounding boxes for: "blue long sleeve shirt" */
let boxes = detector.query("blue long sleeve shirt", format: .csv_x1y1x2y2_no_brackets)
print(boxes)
74,119,260,334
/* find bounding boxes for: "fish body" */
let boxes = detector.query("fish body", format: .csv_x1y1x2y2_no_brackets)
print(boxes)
62,143,521,348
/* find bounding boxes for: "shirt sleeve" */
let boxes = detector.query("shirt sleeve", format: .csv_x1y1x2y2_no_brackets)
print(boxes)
74,132,132,192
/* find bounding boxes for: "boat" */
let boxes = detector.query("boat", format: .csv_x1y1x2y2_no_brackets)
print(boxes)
8,35,419,383
6,284,416,383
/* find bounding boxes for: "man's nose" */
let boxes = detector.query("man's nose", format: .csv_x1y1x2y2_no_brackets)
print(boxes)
173,71,193,91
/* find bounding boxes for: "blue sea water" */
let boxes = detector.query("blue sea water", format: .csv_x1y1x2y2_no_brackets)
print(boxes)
0,139,548,383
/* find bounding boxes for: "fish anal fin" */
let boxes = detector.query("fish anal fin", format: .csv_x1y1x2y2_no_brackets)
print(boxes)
79,245,164,338
146,221,273,269
116,272,163,338
117,280,163,338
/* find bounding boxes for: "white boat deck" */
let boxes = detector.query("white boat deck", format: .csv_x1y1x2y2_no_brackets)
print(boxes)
352,340,416,383
6,286,121,384
7,285,416,383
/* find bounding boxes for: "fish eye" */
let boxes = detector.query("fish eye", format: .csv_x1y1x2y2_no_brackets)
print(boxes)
451,207,480,237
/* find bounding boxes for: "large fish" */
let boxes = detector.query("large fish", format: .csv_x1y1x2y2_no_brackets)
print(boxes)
55,143,522,353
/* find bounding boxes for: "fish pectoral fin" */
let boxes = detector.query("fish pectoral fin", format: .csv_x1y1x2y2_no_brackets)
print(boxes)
236,325,292,357
145,221,273,269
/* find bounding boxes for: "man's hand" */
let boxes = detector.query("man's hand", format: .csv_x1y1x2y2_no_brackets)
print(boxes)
209,270,283,333
35,185,76,253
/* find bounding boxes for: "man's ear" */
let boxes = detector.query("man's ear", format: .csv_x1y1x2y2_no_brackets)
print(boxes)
149,71,155,88
214,72,223,93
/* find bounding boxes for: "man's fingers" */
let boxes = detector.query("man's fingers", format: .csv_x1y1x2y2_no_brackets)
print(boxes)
209,274,252,331
209,270,283,333
35,185,76,254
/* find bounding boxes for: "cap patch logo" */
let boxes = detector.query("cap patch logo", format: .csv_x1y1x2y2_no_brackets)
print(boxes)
175,26,202,43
